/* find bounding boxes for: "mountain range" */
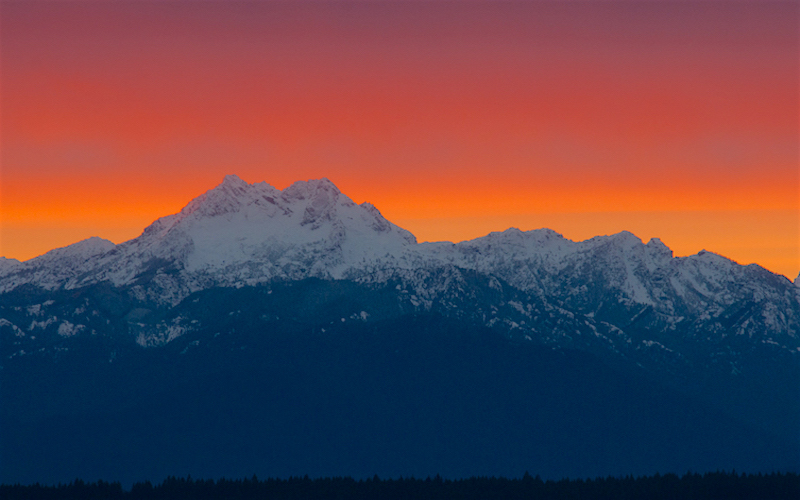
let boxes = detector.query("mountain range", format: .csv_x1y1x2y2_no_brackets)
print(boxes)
2,175,798,485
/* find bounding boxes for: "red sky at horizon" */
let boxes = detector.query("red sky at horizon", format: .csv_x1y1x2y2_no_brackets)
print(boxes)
1,1,798,279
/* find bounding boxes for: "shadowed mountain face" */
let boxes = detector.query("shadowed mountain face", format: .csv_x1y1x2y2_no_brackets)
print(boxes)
1,177,798,485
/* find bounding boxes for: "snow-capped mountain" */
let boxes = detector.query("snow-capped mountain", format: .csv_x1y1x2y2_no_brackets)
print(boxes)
432,227,799,339
2,175,797,354
1,176,417,296
2,176,798,484
0,175,796,367
3,175,796,301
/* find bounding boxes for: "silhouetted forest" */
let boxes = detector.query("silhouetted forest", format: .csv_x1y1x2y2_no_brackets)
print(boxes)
2,471,798,500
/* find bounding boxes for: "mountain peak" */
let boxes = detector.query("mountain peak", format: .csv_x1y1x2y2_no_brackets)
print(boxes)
175,174,260,220
646,237,673,258
219,173,250,191
221,173,245,184
613,230,641,242
282,177,343,202
6,175,791,319
111,176,419,280
210,173,253,200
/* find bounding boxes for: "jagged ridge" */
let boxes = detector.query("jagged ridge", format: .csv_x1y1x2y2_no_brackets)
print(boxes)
1,175,798,359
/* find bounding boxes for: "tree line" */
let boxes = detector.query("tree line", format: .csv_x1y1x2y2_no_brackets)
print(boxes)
2,471,798,500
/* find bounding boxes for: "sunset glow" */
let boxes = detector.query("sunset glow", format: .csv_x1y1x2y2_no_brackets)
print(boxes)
2,1,797,278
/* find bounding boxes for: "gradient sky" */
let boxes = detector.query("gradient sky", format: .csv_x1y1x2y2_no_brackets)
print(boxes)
1,1,798,279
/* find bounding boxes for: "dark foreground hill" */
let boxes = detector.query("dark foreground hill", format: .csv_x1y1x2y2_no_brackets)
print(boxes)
2,282,797,485
3,472,799,500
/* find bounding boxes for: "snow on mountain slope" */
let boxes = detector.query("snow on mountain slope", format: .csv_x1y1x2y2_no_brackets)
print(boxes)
0,257,22,277
2,174,798,384
0,176,419,296
1,174,797,343
133,175,417,279
0,237,115,291
422,227,798,342
431,228,788,306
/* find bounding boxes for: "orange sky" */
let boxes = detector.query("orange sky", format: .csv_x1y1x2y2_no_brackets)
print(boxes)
1,1,798,279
